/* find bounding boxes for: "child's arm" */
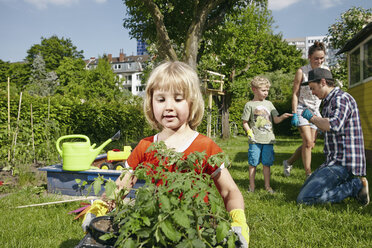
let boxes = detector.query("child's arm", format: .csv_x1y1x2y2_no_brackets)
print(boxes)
213,168,244,211
115,171,138,191
213,168,249,247
242,120,254,140
273,113,293,124
101,171,137,209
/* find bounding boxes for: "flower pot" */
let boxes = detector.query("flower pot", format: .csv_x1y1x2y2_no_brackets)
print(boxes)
88,216,118,246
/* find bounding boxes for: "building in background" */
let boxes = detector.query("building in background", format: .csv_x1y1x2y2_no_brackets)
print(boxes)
336,22,372,163
137,40,148,56
286,36,338,66
85,49,150,96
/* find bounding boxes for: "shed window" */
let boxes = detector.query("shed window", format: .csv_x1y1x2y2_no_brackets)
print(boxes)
363,39,372,80
350,48,360,86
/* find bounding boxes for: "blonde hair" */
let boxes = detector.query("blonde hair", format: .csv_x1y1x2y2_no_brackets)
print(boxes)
250,76,271,89
144,61,204,130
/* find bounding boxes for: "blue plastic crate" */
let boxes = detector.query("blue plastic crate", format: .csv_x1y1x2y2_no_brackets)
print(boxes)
39,163,143,198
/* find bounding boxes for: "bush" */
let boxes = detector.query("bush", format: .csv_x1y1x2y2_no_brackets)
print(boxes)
0,90,152,168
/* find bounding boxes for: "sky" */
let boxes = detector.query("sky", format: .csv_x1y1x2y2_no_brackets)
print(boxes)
0,0,371,63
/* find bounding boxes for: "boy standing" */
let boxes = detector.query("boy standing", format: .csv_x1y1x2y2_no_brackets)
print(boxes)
242,76,292,193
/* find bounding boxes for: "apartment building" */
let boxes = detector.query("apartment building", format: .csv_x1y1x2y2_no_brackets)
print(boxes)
85,49,150,96
286,36,338,66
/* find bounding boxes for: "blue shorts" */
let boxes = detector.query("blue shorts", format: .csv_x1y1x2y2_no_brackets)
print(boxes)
248,143,274,167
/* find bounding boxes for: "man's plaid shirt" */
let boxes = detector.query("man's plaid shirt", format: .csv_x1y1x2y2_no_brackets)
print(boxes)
321,87,366,176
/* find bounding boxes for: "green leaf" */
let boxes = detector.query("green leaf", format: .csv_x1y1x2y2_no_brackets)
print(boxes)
173,209,190,228
123,238,136,248
216,222,229,243
160,219,181,242
227,234,237,248
92,178,103,195
159,194,171,211
176,239,194,248
136,227,151,238
192,239,206,248
142,216,151,226
104,179,116,199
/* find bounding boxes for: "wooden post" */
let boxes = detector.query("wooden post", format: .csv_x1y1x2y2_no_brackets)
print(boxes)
207,92,213,138
7,77,10,162
203,71,225,138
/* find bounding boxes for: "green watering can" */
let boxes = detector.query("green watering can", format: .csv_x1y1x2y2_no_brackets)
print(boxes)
56,131,121,171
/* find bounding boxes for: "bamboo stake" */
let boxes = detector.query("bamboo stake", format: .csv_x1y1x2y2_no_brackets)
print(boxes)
7,77,10,162
11,92,22,162
15,196,97,209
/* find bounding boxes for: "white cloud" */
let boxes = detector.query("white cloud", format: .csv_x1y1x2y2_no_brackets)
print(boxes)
311,0,343,9
23,0,107,10
24,0,78,9
268,0,344,11
268,0,301,11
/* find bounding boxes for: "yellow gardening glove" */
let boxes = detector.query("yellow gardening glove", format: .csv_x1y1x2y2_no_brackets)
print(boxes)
81,200,109,232
247,129,255,143
230,209,249,248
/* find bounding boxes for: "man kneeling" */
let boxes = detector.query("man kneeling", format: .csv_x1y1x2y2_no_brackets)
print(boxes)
297,68,369,206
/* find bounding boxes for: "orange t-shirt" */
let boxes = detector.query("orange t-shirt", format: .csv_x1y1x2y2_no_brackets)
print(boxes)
126,132,224,179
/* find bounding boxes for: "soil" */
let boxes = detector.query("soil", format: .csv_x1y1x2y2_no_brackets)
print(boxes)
0,162,47,196
0,169,18,186
92,219,116,233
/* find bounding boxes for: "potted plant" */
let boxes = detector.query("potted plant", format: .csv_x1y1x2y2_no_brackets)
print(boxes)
91,142,239,247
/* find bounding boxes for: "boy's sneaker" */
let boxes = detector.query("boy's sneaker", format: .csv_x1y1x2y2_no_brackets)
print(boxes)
357,177,370,206
283,160,293,177
266,187,275,194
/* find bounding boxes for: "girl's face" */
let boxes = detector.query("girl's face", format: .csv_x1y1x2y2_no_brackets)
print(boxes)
309,50,325,69
152,89,190,131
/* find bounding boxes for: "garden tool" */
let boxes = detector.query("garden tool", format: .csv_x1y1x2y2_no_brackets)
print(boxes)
56,131,121,171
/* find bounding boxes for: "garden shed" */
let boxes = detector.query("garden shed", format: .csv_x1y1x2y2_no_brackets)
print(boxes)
337,22,372,163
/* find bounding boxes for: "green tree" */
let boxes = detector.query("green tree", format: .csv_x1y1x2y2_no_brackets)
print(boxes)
123,0,265,69
83,58,121,100
26,35,84,72
25,54,59,96
0,59,10,84
0,60,30,92
55,57,87,97
199,4,303,138
56,57,86,87
327,7,372,86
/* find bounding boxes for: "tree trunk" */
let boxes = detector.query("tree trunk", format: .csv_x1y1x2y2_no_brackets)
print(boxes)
221,96,230,139
143,0,178,61
184,1,222,69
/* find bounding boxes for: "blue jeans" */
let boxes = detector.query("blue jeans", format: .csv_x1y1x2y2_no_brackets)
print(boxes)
297,165,362,205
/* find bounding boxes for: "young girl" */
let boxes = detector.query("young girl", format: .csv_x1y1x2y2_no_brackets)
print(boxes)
284,41,330,177
87,61,249,247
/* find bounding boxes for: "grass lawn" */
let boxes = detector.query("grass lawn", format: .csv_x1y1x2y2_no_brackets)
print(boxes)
219,136,372,248
0,135,371,247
